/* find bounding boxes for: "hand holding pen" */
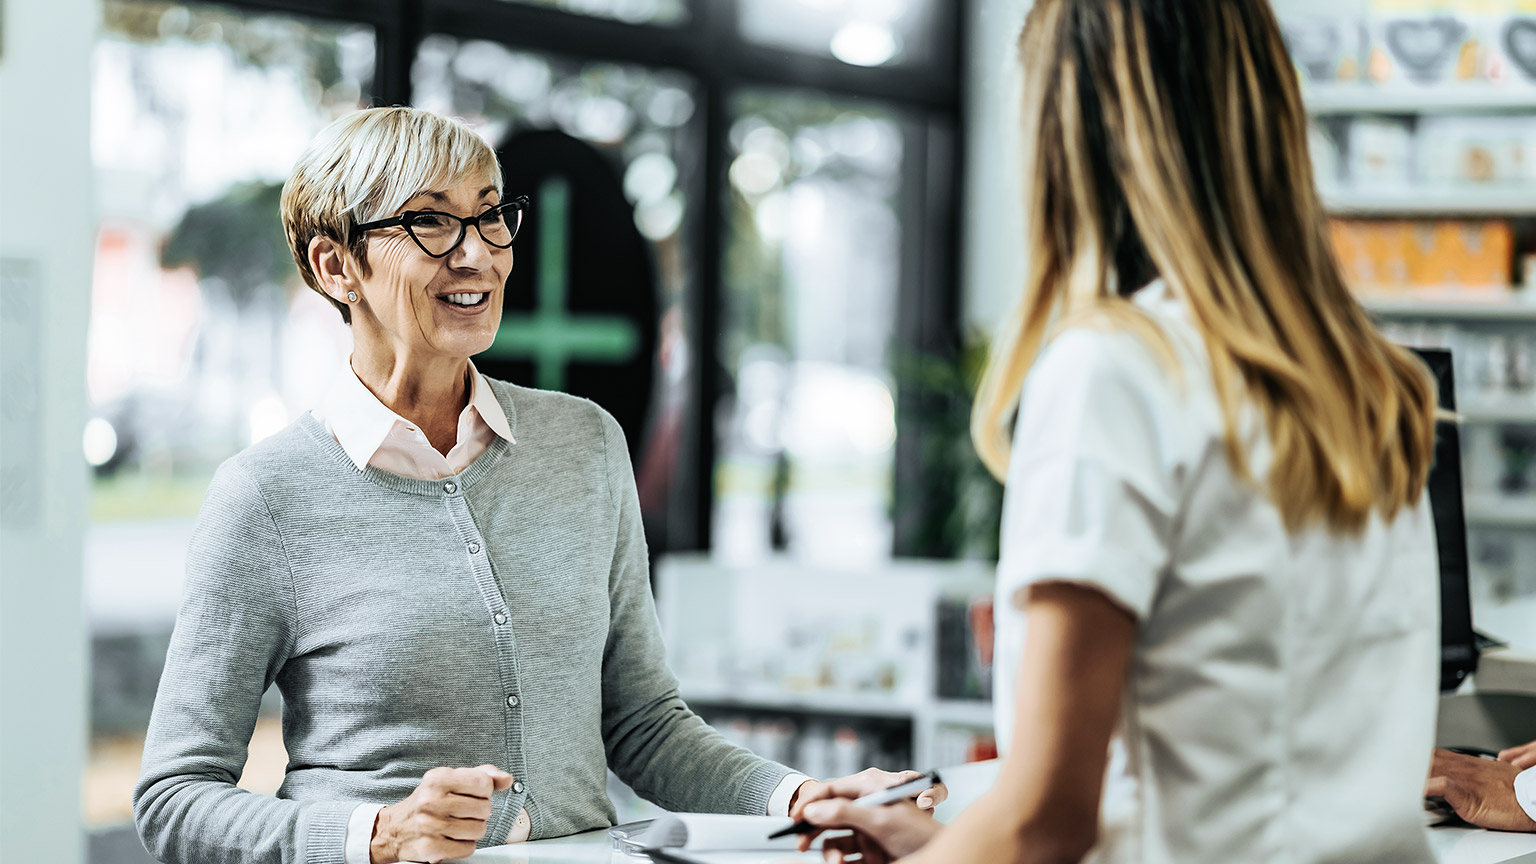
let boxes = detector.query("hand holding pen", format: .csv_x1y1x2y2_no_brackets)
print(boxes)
783,769,946,862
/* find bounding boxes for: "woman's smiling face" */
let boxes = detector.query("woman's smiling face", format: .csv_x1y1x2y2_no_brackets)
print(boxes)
355,176,513,362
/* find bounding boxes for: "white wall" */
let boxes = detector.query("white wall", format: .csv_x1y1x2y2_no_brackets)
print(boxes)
962,0,1030,333
0,0,98,860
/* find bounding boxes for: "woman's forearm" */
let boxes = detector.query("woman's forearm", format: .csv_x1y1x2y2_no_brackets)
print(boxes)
904,583,1134,864
134,773,357,864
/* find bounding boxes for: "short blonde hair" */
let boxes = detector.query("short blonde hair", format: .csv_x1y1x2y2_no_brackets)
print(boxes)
281,107,503,323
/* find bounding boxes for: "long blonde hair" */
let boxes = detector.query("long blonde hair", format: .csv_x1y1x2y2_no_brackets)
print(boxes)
972,0,1438,534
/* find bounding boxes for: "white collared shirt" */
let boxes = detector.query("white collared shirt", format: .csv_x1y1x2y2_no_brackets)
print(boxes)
311,357,515,480
1517,766,1536,823
993,281,1440,863
311,357,806,861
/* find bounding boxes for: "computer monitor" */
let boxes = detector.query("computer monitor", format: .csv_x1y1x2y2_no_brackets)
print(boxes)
1411,348,1479,691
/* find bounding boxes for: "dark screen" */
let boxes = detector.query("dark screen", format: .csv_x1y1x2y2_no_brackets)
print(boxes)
1411,348,1479,691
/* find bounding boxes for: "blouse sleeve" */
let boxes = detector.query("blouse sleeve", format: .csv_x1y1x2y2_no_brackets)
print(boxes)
995,328,1184,620
592,406,792,815
132,460,357,864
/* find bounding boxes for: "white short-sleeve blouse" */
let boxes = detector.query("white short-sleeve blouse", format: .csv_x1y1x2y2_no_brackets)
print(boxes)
992,281,1440,864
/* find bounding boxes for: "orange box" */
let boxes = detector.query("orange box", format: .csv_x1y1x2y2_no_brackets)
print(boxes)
1331,219,1412,290
1410,220,1512,290
1330,218,1512,294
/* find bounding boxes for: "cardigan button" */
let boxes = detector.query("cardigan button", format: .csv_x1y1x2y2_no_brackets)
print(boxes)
443,481,458,494
494,612,507,626
512,781,525,794
506,694,520,708
468,541,481,554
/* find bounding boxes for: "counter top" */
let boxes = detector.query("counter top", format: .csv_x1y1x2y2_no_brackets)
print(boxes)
426,828,819,863
436,825,1536,864
1431,825,1536,864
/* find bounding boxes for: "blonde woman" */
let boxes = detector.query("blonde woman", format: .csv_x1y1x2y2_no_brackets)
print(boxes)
793,0,1442,862
132,107,937,864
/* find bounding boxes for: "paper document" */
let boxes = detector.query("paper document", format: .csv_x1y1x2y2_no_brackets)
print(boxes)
644,850,819,864
636,814,799,851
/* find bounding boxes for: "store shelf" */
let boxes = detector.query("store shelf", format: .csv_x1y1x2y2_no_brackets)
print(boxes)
1361,297,1536,322
1476,595,1536,658
1323,188,1536,217
1459,399,1536,425
932,700,995,728
680,685,922,719
1304,83,1536,115
1465,493,1536,529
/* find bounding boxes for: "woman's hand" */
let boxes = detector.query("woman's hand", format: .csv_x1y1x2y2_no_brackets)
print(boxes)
793,798,941,862
787,770,945,861
370,765,515,864
789,768,947,816
1501,739,1536,771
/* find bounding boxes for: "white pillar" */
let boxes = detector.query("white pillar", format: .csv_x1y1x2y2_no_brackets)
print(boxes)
0,0,98,860
962,0,1030,333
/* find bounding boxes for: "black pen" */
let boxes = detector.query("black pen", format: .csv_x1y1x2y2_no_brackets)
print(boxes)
767,770,944,840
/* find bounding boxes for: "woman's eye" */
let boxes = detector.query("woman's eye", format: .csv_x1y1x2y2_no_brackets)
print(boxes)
410,214,451,230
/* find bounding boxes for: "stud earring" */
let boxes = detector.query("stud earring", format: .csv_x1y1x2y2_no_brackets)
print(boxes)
346,291,358,303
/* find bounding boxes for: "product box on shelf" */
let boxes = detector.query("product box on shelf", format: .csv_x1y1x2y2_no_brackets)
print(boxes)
1361,2,1532,86
935,594,994,702
1331,218,1514,294
1417,115,1536,185
1282,16,1368,83
1348,117,1416,188
1286,3,1536,91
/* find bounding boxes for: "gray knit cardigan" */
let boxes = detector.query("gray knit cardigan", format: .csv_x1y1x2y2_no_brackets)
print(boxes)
133,379,792,864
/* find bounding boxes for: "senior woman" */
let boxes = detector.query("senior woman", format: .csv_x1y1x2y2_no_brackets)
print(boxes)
133,107,938,864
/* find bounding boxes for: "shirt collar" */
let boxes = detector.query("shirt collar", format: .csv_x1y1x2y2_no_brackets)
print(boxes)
466,361,515,444
1132,278,1185,317
319,357,515,472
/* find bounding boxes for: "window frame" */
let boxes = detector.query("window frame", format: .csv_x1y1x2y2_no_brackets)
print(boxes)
135,0,969,555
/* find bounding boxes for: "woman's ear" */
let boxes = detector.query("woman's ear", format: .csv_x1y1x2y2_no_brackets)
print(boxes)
308,235,357,305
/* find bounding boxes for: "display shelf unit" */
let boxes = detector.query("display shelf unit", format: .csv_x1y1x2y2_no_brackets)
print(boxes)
1312,78,1536,644
1323,188,1536,217
657,555,998,772
1361,297,1536,322
1458,399,1536,425
1464,493,1536,529
1303,83,1536,115
679,686,922,720
932,699,995,729
679,689,998,729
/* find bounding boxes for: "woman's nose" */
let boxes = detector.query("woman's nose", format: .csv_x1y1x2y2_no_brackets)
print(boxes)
451,224,498,269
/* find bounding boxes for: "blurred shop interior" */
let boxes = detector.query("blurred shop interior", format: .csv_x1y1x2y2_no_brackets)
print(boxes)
4,0,1536,860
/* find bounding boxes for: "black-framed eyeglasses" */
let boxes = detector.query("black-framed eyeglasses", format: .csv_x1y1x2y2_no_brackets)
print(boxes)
354,195,529,259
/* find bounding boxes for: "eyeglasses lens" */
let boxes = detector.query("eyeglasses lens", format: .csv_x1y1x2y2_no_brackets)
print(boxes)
407,213,461,257
406,207,521,256
477,209,516,248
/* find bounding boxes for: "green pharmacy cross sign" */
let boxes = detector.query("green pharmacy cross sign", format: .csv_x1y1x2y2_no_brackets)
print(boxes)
483,176,640,391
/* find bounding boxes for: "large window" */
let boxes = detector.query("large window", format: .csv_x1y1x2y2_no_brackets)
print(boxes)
715,91,908,565
737,0,945,68
499,0,688,26
414,35,708,546
87,1,373,854
88,0,964,851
